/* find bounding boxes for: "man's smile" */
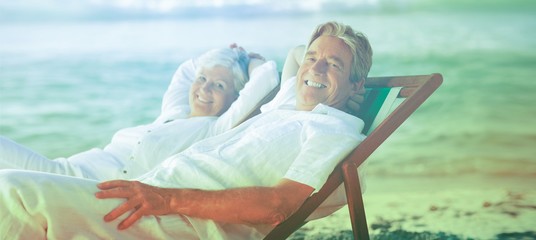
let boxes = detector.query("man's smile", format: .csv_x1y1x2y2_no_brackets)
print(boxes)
305,80,326,88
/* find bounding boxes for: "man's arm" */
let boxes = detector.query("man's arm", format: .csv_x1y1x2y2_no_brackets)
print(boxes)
281,45,305,83
96,179,313,230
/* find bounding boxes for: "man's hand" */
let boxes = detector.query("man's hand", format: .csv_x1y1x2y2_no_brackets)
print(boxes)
95,180,173,230
347,84,366,114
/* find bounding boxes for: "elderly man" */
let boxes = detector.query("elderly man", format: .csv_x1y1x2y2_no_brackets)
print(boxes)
0,21,373,239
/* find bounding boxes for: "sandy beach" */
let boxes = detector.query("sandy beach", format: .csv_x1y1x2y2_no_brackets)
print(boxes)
291,174,536,239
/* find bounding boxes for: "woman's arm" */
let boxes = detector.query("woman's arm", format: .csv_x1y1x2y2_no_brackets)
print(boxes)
211,60,280,134
155,59,196,123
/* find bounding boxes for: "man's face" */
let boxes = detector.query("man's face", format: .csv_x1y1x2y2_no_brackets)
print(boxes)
189,65,237,117
296,35,360,111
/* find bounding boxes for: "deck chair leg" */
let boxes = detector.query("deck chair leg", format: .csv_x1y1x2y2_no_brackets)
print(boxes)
342,162,369,240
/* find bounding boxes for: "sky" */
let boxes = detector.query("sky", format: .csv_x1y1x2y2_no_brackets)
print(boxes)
0,0,377,11
0,0,382,22
85,0,377,12
1,0,534,22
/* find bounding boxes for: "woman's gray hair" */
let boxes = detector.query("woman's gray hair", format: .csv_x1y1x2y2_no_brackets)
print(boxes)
195,48,250,93
307,21,373,83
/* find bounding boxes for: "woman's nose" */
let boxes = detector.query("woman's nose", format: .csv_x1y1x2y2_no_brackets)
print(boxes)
201,82,213,93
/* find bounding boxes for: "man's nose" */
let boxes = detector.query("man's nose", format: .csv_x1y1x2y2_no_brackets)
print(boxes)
311,59,327,75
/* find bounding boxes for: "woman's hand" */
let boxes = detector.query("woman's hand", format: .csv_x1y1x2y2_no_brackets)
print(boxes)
229,43,266,75
247,53,266,75
95,180,174,230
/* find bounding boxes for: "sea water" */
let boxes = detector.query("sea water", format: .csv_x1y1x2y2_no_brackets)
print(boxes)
1,4,535,177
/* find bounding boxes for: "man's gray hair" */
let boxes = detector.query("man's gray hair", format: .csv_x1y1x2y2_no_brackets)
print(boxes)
195,48,250,93
308,21,373,83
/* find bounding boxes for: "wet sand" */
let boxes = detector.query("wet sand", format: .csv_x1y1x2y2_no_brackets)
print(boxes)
290,174,536,239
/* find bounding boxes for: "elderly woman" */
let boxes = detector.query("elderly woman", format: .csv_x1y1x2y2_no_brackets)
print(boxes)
0,47,279,180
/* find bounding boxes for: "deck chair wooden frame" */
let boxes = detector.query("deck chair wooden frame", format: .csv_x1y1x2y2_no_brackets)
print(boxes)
264,73,443,240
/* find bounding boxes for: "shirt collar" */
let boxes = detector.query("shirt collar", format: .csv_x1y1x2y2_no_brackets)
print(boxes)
311,103,362,124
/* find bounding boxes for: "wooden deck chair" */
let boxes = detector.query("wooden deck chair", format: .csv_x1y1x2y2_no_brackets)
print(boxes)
264,73,443,240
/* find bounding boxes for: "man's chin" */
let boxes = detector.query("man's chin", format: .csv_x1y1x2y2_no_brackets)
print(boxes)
295,102,318,111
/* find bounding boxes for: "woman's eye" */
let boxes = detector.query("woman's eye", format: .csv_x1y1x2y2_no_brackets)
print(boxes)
216,83,225,89
196,76,206,82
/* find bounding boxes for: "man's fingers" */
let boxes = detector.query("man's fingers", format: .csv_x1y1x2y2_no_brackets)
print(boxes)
118,209,144,230
103,198,139,222
357,85,366,95
347,101,361,113
95,187,132,199
97,180,131,190
349,93,364,103
348,92,365,113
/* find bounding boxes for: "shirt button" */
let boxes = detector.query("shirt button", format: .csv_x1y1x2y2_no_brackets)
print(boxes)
123,170,127,174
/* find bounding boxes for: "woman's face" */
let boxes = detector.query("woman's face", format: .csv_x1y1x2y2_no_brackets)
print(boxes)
189,65,237,117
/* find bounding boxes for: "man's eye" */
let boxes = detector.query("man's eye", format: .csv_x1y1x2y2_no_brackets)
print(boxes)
306,57,316,62
328,61,342,70
196,76,206,82
216,83,224,89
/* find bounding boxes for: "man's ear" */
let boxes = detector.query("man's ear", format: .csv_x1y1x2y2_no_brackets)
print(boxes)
351,78,365,94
